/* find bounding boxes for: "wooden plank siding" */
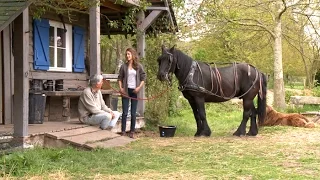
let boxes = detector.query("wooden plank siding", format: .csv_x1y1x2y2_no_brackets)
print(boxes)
28,7,90,90
3,25,13,125
0,30,2,124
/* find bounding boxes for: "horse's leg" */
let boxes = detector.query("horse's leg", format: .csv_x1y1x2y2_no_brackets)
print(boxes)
247,102,258,136
194,98,211,137
233,99,252,136
187,99,202,136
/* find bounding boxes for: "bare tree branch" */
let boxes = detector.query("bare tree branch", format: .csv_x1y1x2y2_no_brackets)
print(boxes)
225,18,275,38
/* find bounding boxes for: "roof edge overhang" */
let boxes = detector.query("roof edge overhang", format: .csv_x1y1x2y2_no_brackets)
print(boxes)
108,0,139,7
0,1,32,32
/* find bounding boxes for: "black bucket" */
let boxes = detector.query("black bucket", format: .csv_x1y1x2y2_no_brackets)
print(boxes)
29,92,46,124
159,126,177,137
55,79,64,91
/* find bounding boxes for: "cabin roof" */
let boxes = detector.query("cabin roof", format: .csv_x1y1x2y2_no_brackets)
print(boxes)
100,0,178,36
0,0,177,35
0,0,30,32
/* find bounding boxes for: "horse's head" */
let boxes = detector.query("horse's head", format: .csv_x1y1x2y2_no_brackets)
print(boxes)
157,45,176,85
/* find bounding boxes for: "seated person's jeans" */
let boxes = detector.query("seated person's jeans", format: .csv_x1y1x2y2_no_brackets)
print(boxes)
85,111,120,129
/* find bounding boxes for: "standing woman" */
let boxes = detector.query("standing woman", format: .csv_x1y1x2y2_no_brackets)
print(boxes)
118,48,146,138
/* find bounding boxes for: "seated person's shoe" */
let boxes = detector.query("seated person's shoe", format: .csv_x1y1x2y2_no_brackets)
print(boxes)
105,126,113,130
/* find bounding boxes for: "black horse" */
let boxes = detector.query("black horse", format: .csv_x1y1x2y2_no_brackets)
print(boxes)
157,46,267,137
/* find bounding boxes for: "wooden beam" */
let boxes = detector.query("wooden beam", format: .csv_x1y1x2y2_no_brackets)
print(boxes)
30,71,88,80
89,1,101,76
100,1,126,12
136,11,145,58
109,0,139,7
146,7,168,11
163,0,175,29
136,10,145,116
0,31,2,124
13,8,29,137
138,10,162,32
100,8,120,14
3,26,12,125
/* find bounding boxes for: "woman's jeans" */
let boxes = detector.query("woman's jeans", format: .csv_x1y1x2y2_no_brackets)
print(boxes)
86,111,120,130
121,88,138,132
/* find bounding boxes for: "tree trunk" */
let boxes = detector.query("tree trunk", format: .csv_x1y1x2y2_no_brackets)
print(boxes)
273,18,286,109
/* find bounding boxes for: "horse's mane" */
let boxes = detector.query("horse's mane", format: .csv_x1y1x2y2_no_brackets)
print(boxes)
174,49,194,63
172,49,195,83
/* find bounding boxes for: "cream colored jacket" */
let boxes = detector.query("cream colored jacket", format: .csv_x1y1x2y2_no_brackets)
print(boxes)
78,87,112,123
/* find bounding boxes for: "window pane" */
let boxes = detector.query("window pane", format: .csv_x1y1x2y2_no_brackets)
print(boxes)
57,28,66,48
50,47,54,67
49,26,54,46
57,48,66,68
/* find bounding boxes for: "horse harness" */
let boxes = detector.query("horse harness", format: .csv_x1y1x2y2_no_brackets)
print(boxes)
178,61,262,100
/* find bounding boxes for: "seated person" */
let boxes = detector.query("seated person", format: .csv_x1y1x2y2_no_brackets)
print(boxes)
78,74,120,130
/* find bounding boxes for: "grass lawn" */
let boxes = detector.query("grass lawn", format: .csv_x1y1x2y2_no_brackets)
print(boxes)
1,103,320,179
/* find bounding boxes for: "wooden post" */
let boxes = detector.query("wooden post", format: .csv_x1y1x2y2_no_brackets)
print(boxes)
136,10,146,116
136,9,163,116
3,26,13,125
62,96,70,121
13,9,29,137
0,32,2,124
89,0,101,76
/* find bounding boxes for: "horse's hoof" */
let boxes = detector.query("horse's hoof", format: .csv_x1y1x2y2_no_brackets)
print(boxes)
233,131,245,137
198,130,211,137
246,131,258,136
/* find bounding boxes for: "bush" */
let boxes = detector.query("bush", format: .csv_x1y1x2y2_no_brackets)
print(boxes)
285,90,295,103
144,34,179,127
312,86,320,97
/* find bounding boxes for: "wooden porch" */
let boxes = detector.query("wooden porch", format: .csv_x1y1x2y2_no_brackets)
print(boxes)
0,0,177,149
0,117,145,150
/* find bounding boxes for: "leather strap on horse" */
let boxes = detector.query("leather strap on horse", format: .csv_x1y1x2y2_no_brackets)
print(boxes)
179,61,260,100
106,81,171,101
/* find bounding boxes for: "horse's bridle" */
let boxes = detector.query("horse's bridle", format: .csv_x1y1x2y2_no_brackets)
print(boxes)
162,51,175,86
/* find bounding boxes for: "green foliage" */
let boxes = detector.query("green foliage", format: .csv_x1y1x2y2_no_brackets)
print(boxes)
312,86,320,97
122,0,150,33
31,0,97,19
285,90,295,103
143,34,180,126
31,0,150,32
315,71,320,87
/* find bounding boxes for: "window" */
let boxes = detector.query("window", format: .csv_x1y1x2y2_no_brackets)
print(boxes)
33,19,85,72
48,21,72,72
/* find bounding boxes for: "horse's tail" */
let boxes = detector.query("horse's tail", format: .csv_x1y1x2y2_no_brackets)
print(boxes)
257,72,267,126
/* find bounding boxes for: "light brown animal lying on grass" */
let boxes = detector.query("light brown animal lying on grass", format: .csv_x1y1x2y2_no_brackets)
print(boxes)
261,105,315,128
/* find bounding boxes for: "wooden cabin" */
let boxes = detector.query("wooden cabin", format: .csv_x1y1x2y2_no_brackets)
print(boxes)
0,0,177,146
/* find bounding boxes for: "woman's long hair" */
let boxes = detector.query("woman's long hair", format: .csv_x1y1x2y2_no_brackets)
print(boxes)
126,48,139,70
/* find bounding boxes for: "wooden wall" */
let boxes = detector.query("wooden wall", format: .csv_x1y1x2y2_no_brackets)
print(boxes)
2,25,14,124
28,7,90,90
0,31,2,124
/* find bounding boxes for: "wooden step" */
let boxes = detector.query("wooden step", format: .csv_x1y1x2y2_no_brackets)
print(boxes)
45,126,100,139
61,130,120,147
84,136,136,149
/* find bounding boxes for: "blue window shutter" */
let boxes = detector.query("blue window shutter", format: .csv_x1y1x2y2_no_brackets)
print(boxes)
33,19,50,70
73,26,85,72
